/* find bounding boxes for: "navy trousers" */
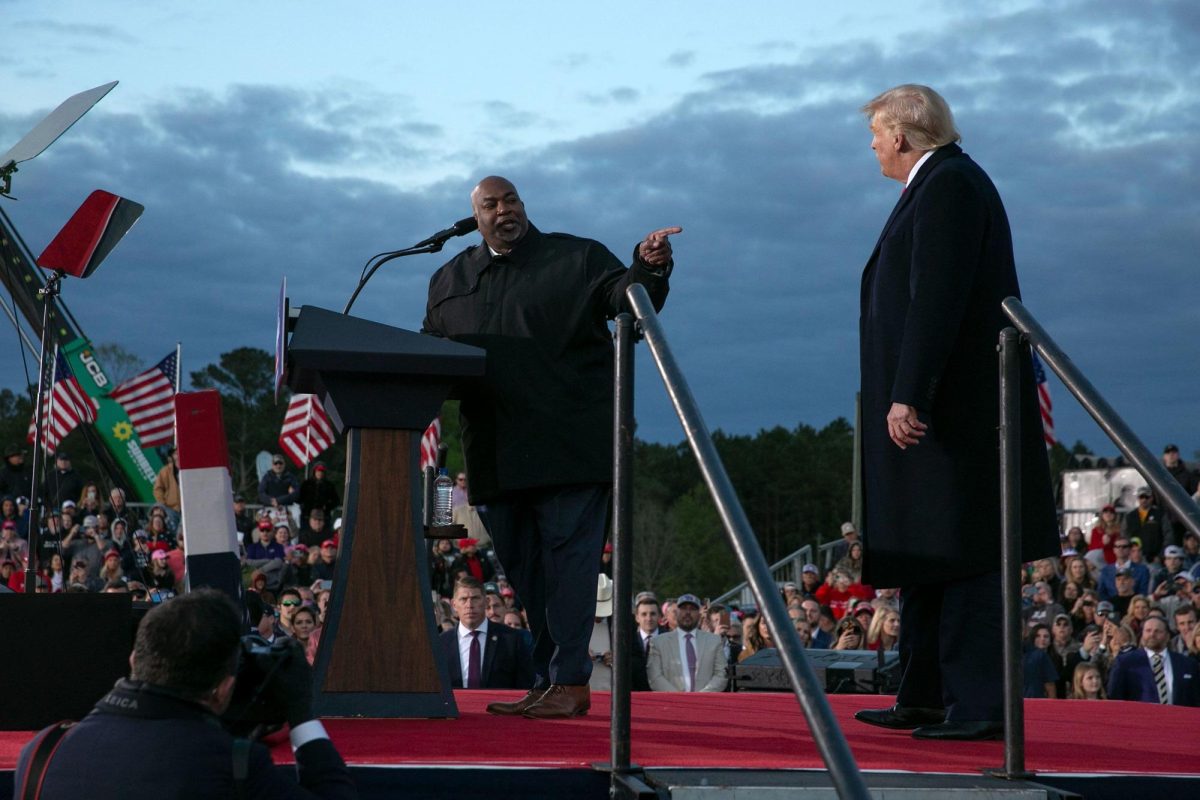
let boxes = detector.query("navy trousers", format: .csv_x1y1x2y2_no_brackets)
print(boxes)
897,570,1003,721
479,484,609,687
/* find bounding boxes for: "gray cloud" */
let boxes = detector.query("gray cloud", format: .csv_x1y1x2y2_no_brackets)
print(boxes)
14,19,139,45
665,51,695,68
1,0,1197,455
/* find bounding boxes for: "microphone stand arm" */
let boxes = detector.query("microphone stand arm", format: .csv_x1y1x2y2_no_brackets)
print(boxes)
342,241,446,315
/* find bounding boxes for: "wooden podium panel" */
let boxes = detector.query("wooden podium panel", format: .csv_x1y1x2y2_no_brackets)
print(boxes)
312,428,455,716
284,305,484,719
325,429,436,691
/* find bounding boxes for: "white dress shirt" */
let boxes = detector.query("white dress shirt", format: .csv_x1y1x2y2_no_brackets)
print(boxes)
905,149,936,187
457,619,489,686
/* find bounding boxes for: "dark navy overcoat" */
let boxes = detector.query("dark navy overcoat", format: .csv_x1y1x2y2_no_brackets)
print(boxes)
859,143,1058,586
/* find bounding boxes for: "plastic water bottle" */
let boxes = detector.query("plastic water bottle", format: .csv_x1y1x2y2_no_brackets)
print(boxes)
433,468,454,526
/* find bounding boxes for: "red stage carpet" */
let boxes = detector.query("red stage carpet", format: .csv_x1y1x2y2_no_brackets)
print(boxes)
2,692,1197,777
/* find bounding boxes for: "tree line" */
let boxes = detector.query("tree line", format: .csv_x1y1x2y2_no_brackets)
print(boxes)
2,344,1091,601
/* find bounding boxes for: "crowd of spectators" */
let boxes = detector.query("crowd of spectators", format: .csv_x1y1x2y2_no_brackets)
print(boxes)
426,447,1200,705
7,443,1200,707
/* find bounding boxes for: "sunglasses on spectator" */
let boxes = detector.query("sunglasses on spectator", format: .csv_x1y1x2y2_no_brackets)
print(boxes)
281,599,301,607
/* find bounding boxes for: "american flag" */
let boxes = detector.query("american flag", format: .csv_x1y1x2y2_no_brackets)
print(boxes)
109,351,178,447
1032,351,1055,447
27,350,99,454
419,417,441,470
279,393,335,467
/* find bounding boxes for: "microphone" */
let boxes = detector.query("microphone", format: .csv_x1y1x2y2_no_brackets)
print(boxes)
413,216,478,248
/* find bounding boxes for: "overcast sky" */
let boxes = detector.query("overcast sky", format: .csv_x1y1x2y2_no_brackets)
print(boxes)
1,0,1197,456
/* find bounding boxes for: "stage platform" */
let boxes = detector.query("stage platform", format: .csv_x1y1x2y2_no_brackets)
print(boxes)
1,691,1196,798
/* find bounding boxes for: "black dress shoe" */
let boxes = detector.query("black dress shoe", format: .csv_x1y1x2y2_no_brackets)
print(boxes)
854,704,945,730
912,720,1004,741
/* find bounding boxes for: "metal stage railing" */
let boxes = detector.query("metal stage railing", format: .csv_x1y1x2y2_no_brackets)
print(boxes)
996,297,1200,778
709,543,814,608
608,284,871,800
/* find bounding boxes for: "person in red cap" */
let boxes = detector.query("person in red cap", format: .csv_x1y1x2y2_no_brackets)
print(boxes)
299,461,339,523
98,549,125,587
311,540,338,582
452,538,494,584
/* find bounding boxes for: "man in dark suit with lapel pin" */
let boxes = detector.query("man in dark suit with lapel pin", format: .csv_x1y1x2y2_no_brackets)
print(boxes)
1108,616,1200,705
441,576,534,690
852,85,1058,741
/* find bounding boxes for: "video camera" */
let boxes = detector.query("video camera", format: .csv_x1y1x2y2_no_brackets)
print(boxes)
221,634,295,737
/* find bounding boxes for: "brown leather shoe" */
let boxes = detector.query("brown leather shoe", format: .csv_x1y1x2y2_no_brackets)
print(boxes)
522,684,590,719
486,689,548,716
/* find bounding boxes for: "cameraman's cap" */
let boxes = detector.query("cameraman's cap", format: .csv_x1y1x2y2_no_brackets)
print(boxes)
802,563,819,575
1164,545,1185,559
1164,444,1180,453
840,522,856,536
676,593,702,608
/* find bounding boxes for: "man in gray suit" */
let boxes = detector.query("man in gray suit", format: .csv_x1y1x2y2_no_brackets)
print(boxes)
647,594,727,692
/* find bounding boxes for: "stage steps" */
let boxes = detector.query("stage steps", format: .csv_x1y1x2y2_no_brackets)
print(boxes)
641,769,1080,800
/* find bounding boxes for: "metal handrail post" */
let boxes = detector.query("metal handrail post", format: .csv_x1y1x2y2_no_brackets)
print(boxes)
1002,297,1200,539
626,284,870,800
996,328,1029,778
610,313,636,776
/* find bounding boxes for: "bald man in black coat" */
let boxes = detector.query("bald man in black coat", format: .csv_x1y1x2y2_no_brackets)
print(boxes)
853,85,1058,741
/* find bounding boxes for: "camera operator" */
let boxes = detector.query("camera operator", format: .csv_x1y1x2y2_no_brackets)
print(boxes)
15,589,356,798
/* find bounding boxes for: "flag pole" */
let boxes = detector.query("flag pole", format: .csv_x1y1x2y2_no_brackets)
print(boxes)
174,342,182,398
304,395,311,479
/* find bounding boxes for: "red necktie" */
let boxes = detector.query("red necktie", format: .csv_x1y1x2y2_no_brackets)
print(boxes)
467,630,481,688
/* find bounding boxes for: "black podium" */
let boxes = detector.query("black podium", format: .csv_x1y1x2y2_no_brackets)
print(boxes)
286,305,484,718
